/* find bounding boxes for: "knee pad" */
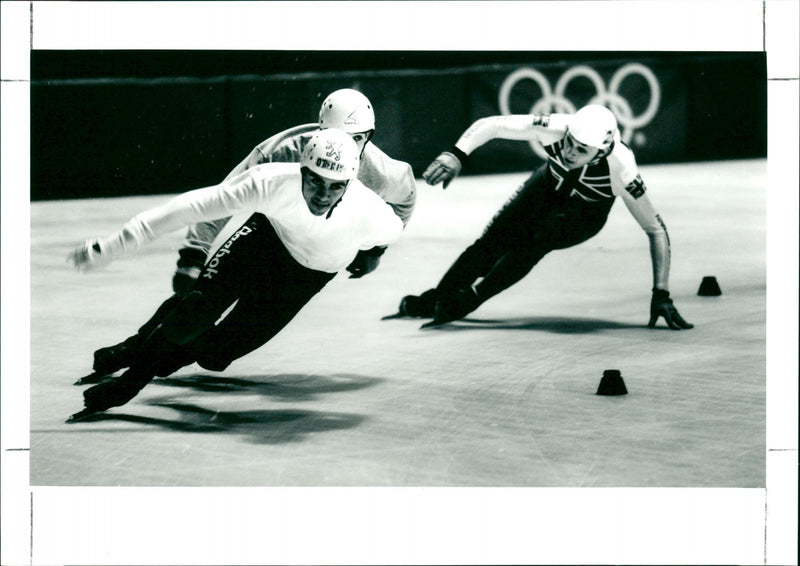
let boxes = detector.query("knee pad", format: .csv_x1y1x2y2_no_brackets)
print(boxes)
196,354,232,372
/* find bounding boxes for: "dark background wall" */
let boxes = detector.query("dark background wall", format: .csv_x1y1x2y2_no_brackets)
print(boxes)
31,51,766,200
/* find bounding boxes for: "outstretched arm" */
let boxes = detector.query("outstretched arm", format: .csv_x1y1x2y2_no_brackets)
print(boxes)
423,114,568,188
620,179,693,330
69,172,266,272
620,179,670,291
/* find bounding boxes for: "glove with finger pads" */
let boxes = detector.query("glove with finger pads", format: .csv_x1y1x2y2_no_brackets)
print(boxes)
346,245,387,279
648,288,694,330
422,147,467,188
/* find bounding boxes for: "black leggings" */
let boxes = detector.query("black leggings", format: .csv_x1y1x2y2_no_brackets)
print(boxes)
133,213,335,375
436,165,612,301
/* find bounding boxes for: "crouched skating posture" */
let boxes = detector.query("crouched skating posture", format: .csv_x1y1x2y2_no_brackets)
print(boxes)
90,88,416,383
397,104,693,329
67,129,403,422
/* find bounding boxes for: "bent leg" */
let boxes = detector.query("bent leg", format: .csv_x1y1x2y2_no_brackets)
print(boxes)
192,265,335,372
476,204,611,302
92,293,182,376
436,168,549,294
474,246,548,301
81,324,195,413
90,217,264,376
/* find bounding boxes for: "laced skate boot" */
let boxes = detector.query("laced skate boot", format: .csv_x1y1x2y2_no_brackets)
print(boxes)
93,336,139,376
422,287,482,328
398,289,440,318
67,366,154,422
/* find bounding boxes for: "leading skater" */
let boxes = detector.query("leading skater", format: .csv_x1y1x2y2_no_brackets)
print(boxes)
175,88,416,291
91,88,416,379
395,104,693,329
67,128,403,421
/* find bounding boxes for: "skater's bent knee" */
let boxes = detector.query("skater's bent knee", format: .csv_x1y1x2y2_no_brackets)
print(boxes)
196,354,233,372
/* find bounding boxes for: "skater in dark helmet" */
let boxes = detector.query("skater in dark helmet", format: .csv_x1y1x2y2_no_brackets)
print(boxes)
91,88,416,379
67,129,403,422
395,104,693,330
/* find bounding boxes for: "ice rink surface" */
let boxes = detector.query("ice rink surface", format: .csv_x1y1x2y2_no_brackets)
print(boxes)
29,159,766,488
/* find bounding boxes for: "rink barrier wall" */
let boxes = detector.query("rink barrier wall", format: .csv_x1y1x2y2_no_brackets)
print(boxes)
31,52,765,200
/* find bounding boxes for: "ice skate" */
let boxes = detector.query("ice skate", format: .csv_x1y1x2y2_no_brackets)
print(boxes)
421,287,482,328
66,367,153,423
91,337,138,377
384,289,439,319
73,371,117,386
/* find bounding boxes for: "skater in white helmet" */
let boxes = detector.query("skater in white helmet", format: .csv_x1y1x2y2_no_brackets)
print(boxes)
90,88,416,379
396,104,693,330
178,88,415,288
66,129,403,421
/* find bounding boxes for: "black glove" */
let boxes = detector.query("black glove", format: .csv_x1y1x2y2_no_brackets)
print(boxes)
648,288,694,330
346,246,387,279
172,247,206,296
422,147,468,189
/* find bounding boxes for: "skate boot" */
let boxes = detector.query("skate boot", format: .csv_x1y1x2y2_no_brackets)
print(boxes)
422,287,482,328
75,336,139,385
398,289,440,317
94,337,139,375
67,366,154,422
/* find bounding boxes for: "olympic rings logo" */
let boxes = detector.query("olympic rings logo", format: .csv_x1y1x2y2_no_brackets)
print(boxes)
498,63,661,158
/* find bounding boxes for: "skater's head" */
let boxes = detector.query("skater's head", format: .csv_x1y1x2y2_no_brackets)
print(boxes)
318,88,375,154
562,104,617,169
300,128,360,216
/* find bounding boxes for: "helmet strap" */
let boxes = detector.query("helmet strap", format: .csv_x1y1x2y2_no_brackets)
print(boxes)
590,139,615,164
361,130,375,155
325,184,349,219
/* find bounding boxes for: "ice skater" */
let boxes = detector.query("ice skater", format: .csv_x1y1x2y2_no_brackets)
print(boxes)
395,104,693,329
91,88,416,379
67,128,403,422
174,88,415,291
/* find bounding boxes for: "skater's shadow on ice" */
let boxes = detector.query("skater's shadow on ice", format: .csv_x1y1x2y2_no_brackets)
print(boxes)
153,372,383,401
67,373,378,442
440,316,645,334
73,404,365,444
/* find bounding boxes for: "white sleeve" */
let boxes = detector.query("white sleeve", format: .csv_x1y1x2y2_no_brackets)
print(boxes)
99,170,269,258
359,143,417,226
454,114,570,155
358,194,405,250
619,187,671,291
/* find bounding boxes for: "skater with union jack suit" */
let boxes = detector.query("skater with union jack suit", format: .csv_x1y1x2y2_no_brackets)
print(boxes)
396,104,693,329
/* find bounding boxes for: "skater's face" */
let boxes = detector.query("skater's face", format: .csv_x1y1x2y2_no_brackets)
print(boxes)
561,132,600,169
349,130,372,154
301,168,349,216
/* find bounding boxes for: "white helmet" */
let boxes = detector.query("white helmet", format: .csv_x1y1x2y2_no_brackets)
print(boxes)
568,104,617,150
318,89,375,133
300,128,360,181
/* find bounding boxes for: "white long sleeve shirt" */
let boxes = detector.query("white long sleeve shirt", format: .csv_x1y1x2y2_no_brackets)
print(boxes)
454,114,671,290
184,123,416,257
98,162,404,273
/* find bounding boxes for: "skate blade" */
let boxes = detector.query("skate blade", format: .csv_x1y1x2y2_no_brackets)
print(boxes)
66,408,105,423
74,372,113,386
420,319,448,329
381,312,407,320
